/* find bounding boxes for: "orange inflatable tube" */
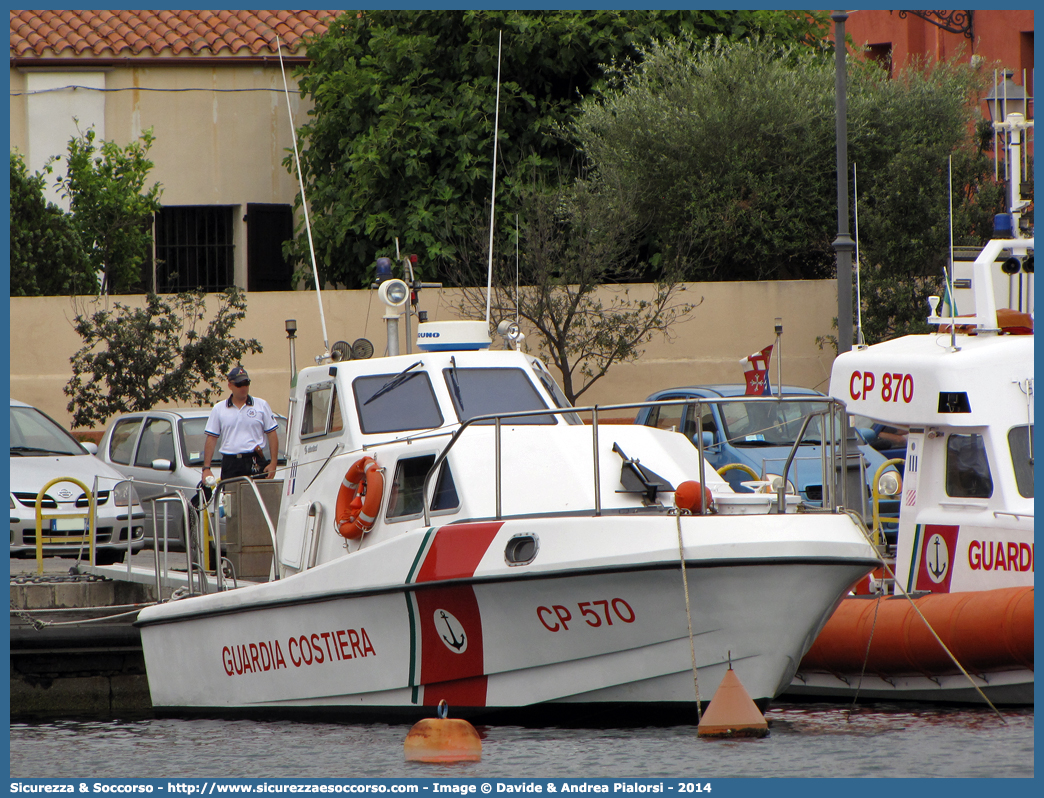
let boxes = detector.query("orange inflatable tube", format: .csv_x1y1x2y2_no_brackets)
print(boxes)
801,586,1033,676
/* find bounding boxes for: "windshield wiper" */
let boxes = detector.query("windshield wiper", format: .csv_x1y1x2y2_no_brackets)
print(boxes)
363,361,423,405
11,446,78,456
448,356,464,410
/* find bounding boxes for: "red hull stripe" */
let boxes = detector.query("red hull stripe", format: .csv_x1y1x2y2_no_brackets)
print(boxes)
423,675,489,708
409,522,502,709
414,522,503,583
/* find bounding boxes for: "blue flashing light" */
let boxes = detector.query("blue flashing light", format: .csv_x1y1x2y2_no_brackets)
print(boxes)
375,257,393,284
993,213,1014,237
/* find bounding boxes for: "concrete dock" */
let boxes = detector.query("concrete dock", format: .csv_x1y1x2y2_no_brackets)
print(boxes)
10,554,165,718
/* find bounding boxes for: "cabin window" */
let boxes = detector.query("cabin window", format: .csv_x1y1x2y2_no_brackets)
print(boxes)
301,382,344,440
529,361,582,424
443,366,555,424
386,454,459,520
354,367,443,434
945,433,993,498
1007,425,1034,498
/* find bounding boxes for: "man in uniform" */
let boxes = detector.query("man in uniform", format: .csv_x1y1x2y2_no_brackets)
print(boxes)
201,365,279,482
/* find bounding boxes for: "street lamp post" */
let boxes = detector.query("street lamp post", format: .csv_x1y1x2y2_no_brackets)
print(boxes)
985,72,1033,238
831,11,854,354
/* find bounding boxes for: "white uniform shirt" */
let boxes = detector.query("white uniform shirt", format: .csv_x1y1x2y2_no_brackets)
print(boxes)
205,395,278,455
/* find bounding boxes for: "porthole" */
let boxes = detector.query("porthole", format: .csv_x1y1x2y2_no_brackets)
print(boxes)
505,534,538,566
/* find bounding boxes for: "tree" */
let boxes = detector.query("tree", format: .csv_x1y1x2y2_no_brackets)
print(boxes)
52,127,163,295
290,10,830,288
457,169,697,404
9,151,93,296
573,37,838,283
64,288,262,429
846,72,1006,342
570,38,1003,340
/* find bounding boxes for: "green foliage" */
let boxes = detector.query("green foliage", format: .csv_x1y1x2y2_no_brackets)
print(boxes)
64,288,262,428
573,37,839,282
846,60,1006,342
53,127,163,295
9,151,93,296
571,39,1003,341
459,171,697,403
290,9,830,288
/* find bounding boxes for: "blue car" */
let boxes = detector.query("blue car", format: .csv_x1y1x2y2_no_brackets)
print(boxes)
634,385,901,528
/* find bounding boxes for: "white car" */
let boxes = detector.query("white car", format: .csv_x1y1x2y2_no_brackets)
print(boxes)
96,408,287,551
10,398,146,564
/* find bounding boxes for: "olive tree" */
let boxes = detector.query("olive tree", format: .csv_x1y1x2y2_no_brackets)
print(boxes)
571,38,1004,341
289,10,830,288
65,288,262,428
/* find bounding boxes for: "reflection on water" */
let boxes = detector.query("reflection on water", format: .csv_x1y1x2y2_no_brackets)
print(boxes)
8,704,1033,779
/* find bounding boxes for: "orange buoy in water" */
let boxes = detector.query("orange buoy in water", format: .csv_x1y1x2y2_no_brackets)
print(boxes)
404,700,482,763
697,666,769,739
675,480,713,514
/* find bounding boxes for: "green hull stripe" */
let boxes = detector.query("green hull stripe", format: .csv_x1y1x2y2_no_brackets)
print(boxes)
405,528,436,703
906,524,922,593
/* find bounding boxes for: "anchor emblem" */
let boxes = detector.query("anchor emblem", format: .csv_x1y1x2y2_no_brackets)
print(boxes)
434,608,468,654
925,533,950,584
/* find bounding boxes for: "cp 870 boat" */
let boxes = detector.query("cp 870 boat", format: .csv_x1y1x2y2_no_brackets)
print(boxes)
136,319,880,720
788,232,1034,706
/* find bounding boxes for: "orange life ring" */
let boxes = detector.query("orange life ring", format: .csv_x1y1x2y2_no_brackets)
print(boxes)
335,456,384,540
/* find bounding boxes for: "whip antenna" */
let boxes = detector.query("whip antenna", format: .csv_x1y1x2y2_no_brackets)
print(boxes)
946,155,959,351
853,163,864,347
277,34,329,355
485,31,503,327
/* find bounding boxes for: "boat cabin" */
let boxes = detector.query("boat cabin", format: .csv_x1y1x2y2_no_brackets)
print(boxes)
829,236,1034,595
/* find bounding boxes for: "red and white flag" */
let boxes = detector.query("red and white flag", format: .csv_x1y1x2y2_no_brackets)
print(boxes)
740,345,773,396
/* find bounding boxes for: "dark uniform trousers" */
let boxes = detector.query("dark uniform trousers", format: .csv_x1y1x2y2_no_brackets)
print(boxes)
220,450,267,480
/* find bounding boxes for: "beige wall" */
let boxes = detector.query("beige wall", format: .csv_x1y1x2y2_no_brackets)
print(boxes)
10,281,839,430
10,61,311,287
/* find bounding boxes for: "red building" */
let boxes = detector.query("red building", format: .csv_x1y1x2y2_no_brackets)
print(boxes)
845,10,1033,152
844,9,1032,89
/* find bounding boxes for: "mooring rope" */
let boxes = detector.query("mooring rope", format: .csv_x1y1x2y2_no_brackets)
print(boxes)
843,510,1006,722
675,509,702,723
10,605,152,630
847,593,883,717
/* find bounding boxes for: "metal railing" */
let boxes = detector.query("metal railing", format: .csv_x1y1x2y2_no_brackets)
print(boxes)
421,394,853,526
208,475,281,589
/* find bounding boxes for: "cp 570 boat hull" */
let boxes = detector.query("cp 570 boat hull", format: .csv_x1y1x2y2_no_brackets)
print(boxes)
138,514,877,718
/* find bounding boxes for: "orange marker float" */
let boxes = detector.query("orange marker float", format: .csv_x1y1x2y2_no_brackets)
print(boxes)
404,700,482,763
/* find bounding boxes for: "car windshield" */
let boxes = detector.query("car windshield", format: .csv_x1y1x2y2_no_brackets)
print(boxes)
179,416,288,466
719,399,837,447
10,405,86,456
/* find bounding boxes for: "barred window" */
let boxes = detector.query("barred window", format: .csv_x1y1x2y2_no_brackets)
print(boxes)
155,206,234,292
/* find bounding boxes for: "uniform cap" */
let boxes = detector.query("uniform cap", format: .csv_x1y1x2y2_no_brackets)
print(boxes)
228,366,249,385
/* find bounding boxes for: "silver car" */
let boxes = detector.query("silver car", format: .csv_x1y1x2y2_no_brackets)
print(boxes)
10,398,146,564
96,408,287,551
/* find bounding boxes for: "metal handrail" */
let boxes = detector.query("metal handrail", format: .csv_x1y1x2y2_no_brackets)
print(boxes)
209,475,281,589
145,491,197,594
422,394,851,526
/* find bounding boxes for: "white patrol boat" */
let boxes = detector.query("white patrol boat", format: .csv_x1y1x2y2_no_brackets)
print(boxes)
135,313,881,720
788,232,1034,705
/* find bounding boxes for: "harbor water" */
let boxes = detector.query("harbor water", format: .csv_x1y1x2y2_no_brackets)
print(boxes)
8,703,1033,779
